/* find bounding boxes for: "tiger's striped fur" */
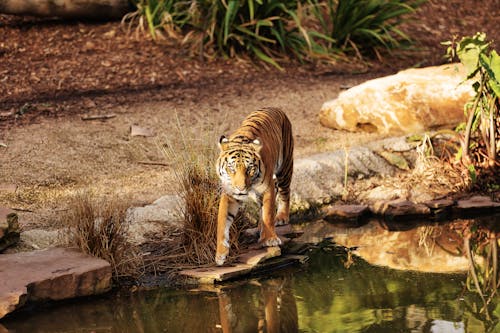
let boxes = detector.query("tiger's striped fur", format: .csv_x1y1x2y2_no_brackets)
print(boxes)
215,107,293,266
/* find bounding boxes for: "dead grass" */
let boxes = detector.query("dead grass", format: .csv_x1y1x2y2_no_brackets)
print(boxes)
64,190,143,279
407,133,470,197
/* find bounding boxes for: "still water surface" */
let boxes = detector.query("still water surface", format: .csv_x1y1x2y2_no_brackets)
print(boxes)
3,244,497,333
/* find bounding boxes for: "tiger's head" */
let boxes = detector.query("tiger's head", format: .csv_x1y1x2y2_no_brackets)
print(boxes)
216,135,263,201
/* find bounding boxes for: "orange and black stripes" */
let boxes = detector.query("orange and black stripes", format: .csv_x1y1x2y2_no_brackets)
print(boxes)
215,107,294,265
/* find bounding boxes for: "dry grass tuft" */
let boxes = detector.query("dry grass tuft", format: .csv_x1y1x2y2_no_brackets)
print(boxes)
65,191,143,279
407,133,470,197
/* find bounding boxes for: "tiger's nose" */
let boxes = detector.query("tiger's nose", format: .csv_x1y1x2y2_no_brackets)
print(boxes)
234,186,247,194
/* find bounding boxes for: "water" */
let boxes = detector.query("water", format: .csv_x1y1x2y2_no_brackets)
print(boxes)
3,218,500,333
3,247,498,333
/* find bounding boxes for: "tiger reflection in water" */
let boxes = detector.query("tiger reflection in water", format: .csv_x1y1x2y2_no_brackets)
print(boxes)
217,276,298,333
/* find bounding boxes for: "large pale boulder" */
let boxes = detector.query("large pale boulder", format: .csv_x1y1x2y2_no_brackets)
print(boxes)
0,247,111,319
319,64,474,134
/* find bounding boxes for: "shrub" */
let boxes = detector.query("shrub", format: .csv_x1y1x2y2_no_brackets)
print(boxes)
310,0,423,57
123,0,191,40
444,33,499,174
126,0,424,67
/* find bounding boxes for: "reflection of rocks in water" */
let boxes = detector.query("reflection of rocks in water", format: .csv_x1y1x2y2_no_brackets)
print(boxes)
297,219,471,273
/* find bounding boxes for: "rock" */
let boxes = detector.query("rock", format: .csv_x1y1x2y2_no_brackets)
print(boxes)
242,224,301,240
126,195,183,245
291,146,396,207
371,199,431,220
236,247,281,266
322,204,369,224
319,64,474,134
130,125,155,137
377,151,410,170
425,199,455,209
18,229,66,251
424,199,455,220
0,247,111,319
180,264,254,284
0,0,132,20
360,185,408,203
454,196,500,215
178,252,307,284
0,208,20,252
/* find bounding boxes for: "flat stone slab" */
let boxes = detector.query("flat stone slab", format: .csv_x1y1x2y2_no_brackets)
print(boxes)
322,204,369,222
0,247,112,319
242,224,301,239
455,196,500,210
371,199,430,218
424,199,455,209
236,247,281,266
179,264,254,284
178,246,306,284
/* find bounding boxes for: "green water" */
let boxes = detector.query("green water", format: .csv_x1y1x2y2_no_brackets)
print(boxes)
3,246,500,333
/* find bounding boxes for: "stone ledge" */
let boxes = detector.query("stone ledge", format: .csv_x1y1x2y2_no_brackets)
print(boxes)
321,196,499,225
0,247,112,319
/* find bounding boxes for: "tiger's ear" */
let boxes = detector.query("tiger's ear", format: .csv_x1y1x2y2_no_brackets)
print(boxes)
251,138,262,153
218,135,230,151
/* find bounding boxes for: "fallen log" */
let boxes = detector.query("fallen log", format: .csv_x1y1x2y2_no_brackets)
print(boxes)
0,0,133,20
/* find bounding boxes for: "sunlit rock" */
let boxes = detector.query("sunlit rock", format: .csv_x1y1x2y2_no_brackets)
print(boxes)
319,64,473,134
0,208,19,252
359,185,407,202
0,247,111,319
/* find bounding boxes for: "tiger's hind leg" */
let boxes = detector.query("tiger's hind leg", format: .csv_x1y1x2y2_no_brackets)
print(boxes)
274,159,293,226
258,187,282,247
275,189,290,226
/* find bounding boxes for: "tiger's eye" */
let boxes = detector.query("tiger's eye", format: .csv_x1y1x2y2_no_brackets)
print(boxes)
227,164,235,173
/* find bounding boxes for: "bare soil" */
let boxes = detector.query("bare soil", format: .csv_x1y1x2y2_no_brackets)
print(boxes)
0,1,499,230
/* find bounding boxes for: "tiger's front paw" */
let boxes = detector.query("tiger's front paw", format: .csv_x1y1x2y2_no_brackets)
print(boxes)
215,246,229,266
260,235,282,247
215,253,227,266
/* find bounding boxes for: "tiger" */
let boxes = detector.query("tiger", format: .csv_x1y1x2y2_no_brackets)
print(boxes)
215,107,294,266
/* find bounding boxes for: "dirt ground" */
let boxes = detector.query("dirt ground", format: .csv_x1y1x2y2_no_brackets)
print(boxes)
0,1,499,230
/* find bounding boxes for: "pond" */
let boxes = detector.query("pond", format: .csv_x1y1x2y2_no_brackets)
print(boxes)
2,217,500,333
